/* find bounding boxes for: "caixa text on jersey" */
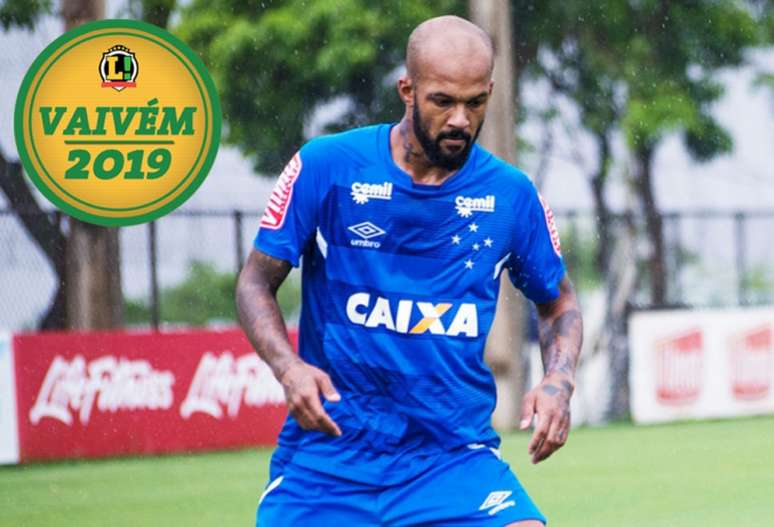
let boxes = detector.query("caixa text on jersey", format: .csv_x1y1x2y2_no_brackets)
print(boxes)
346,292,479,337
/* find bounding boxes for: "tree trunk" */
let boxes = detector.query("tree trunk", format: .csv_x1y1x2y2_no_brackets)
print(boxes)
0,153,67,329
65,221,123,329
591,131,612,276
140,0,175,28
470,0,525,431
62,0,123,330
633,146,667,306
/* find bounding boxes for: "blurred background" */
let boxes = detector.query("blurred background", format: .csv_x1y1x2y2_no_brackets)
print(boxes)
1,1,773,526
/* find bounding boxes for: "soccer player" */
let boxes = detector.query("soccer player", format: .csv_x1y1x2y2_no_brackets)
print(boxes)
237,15,583,527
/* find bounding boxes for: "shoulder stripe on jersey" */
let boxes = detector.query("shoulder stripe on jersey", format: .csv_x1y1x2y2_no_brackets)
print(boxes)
260,153,302,230
538,193,562,256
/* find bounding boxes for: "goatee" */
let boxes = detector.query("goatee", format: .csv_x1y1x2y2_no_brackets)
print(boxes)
412,102,482,171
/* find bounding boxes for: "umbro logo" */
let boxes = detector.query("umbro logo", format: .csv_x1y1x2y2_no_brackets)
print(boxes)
479,490,516,516
455,195,495,217
348,221,385,248
351,182,392,204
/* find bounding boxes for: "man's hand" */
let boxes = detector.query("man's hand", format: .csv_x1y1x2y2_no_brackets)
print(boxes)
279,359,342,437
519,373,574,464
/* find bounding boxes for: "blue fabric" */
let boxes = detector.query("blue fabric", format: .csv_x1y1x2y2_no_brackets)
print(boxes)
257,446,547,526
255,124,565,486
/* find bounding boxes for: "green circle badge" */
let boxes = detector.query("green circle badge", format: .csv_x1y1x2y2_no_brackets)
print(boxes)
14,19,221,226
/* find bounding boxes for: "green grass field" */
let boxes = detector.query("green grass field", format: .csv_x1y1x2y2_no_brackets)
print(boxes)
2,416,773,527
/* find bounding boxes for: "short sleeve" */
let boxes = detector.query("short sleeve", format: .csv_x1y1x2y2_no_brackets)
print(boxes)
507,187,566,304
253,147,320,267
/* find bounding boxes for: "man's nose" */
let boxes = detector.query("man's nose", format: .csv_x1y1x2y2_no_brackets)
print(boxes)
447,104,470,129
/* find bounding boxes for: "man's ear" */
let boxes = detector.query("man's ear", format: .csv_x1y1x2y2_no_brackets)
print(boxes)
397,75,414,106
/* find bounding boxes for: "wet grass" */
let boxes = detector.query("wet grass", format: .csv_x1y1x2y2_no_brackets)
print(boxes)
1,415,773,526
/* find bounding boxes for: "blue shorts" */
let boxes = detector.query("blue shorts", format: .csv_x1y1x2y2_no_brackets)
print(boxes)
257,445,547,526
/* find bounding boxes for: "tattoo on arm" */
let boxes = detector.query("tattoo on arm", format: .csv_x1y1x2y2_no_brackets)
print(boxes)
236,250,298,380
536,279,584,396
541,379,575,398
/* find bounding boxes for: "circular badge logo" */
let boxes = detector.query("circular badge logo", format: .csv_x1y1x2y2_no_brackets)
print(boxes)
14,20,221,226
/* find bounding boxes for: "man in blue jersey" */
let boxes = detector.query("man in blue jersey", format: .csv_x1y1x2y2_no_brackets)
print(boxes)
237,15,583,527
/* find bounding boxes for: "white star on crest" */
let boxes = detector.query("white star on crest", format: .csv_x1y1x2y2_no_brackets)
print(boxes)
469,223,479,232
484,237,493,247
473,243,480,251
451,235,461,245
464,259,474,269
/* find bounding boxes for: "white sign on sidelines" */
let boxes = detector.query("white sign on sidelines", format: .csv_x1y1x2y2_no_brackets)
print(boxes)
0,332,20,464
629,307,774,424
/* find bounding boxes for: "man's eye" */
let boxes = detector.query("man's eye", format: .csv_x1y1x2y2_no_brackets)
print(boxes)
467,99,484,108
434,98,453,107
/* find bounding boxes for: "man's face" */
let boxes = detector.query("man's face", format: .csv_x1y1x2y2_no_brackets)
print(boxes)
408,68,492,170
412,95,483,170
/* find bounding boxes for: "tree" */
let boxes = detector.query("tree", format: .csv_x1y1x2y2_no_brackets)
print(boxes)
0,0,65,328
1,0,178,329
537,1,764,306
0,0,52,30
470,0,526,430
176,0,467,174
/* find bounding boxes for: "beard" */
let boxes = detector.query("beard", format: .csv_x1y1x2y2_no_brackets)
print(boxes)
412,100,482,171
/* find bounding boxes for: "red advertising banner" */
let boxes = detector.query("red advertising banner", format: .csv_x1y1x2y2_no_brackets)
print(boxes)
630,308,774,424
12,328,293,462
655,328,703,405
729,325,772,401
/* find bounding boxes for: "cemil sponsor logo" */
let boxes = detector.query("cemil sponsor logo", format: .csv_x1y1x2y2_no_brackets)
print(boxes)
455,194,495,217
351,181,392,204
14,20,221,226
346,293,478,337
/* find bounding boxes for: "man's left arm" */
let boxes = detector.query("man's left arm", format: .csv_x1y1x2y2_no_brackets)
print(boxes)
519,275,583,464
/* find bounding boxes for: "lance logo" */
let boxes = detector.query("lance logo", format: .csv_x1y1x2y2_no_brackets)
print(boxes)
100,45,138,91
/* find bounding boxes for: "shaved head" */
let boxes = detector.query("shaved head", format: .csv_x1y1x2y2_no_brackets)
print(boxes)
406,15,494,81
392,16,495,177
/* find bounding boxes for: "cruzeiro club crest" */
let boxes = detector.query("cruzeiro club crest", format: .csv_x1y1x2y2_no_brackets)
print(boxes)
100,45,138,91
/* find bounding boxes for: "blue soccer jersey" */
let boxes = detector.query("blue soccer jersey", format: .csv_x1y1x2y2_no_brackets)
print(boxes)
254,124,565,485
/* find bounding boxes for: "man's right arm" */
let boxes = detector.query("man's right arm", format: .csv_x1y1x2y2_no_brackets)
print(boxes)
236,249,341,436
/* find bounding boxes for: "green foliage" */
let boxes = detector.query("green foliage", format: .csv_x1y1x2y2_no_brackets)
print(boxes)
541,1,765,161
175,0,465,174
124,261,301,327
0,0,51,30
743,265,774,304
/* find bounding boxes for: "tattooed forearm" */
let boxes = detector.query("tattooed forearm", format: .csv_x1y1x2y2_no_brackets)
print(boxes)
539,310,582,374
236,250,300,380
536,277,584,394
